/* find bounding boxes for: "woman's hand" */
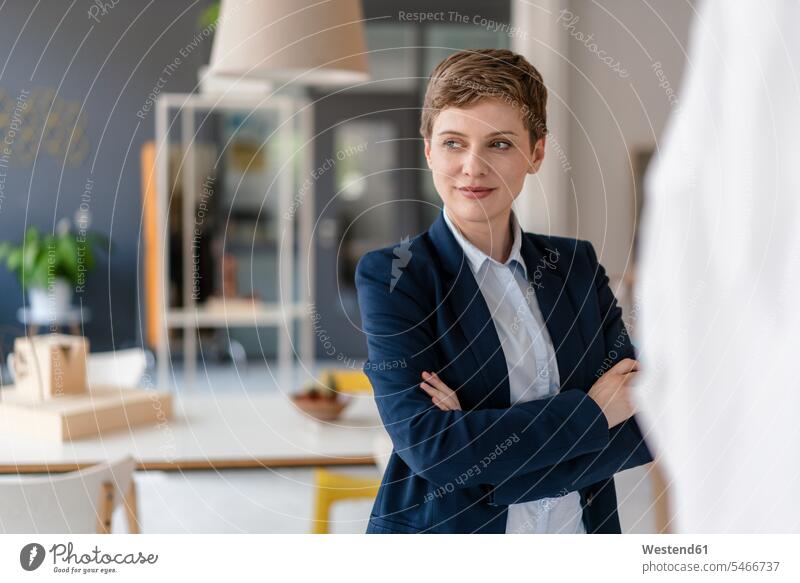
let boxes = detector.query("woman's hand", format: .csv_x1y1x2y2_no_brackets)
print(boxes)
419,371,461,411
420,360,639,420
587,358,640,428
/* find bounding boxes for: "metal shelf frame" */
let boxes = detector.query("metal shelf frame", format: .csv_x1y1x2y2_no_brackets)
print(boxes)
154,92,315,390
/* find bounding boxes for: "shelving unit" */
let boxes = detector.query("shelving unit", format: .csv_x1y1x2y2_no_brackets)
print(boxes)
154,92,314,390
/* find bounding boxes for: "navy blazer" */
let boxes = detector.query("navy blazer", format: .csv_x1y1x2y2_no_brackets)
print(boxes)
355,209,653,534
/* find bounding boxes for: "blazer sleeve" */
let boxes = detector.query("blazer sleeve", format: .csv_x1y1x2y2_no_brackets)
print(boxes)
483,240,654,505
484,414,653,504
355,247,612,491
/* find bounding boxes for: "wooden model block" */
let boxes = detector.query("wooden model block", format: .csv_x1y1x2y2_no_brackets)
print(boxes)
0,385,173,442
11,334,89,402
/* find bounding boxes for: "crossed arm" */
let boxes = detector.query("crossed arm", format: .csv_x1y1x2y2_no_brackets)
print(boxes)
355,241,653,505
420,369,652,504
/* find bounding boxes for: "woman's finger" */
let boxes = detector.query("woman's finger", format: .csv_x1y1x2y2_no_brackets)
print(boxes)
426,373,458,402
609,358,639,375
423,371,450,392
420,381,446,403
427,373,462,410
431,396,451,411
422,382,456,411
438,390,460,411
622,371,640,387
421,375,461,411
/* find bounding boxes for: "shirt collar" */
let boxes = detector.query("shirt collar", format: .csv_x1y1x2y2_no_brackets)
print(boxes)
442,206,527,278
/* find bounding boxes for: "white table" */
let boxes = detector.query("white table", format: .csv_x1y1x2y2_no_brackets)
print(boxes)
0,393,383,474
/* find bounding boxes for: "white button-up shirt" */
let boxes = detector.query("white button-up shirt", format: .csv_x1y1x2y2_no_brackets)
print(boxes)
443,207,586,534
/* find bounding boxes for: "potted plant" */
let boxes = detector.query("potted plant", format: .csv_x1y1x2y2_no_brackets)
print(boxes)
0,222,108,321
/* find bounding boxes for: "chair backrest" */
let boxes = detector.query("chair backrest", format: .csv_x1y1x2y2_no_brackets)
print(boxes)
323,369,373,394
86,348,147,388
0,457,136,534
7,348,147,389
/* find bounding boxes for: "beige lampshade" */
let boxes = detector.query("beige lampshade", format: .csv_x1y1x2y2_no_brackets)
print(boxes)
208,0,369,86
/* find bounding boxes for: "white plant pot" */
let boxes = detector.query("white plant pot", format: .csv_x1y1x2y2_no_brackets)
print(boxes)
28,279,73,321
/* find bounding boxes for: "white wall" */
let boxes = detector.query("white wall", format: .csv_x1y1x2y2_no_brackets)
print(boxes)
514,0,696,275
512,0,572,236
512,1,697,534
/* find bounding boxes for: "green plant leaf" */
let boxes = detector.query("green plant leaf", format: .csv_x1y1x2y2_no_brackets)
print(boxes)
24,226,39,244
7,248,22,273
83,242,95,271
198,2,220,29
57,235,79,283
22,237,41,278
0,223,109,289
86,231,110,253
29,251,51,289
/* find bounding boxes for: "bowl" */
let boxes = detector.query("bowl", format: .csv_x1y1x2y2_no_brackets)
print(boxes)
291,392,350,421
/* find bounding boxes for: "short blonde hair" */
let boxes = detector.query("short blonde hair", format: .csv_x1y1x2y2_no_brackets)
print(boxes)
420,48,548,147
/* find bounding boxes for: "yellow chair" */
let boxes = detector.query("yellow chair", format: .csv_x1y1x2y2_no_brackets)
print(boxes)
310,370,379,533
311,468,381,534
321,369,373,394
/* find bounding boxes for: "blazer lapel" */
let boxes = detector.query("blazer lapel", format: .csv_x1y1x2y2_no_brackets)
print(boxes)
428,211,510,408
519,234,587,391
427,209,589,404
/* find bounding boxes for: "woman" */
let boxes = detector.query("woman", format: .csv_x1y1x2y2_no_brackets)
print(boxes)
355,49,652,534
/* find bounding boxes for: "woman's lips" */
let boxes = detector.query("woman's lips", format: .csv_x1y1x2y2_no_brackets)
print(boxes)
457,186,496,200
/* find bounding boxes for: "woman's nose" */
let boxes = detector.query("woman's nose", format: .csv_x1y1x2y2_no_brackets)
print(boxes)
462,149,488,177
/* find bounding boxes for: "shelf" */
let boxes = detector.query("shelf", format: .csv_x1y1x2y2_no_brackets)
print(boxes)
155,92,314,390
166,303,307,328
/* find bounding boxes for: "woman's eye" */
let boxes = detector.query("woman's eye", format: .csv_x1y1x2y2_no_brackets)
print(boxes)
443,139,461,150
491,140,512,150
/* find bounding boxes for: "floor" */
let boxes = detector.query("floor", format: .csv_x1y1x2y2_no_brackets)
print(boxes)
113,466,376,534
114,465,654,534
111,361,657,534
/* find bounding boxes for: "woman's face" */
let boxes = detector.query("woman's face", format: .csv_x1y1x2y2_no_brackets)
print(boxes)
424,97,545,226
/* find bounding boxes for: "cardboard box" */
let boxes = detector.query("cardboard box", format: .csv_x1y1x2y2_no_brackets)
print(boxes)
11,334,88,402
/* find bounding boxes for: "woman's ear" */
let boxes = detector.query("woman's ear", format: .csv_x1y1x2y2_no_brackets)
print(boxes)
424,138,432,168
527,137,546,174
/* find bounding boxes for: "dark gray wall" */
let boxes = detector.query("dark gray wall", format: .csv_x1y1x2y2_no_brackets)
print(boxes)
0,0,511,357
0,0,213,352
